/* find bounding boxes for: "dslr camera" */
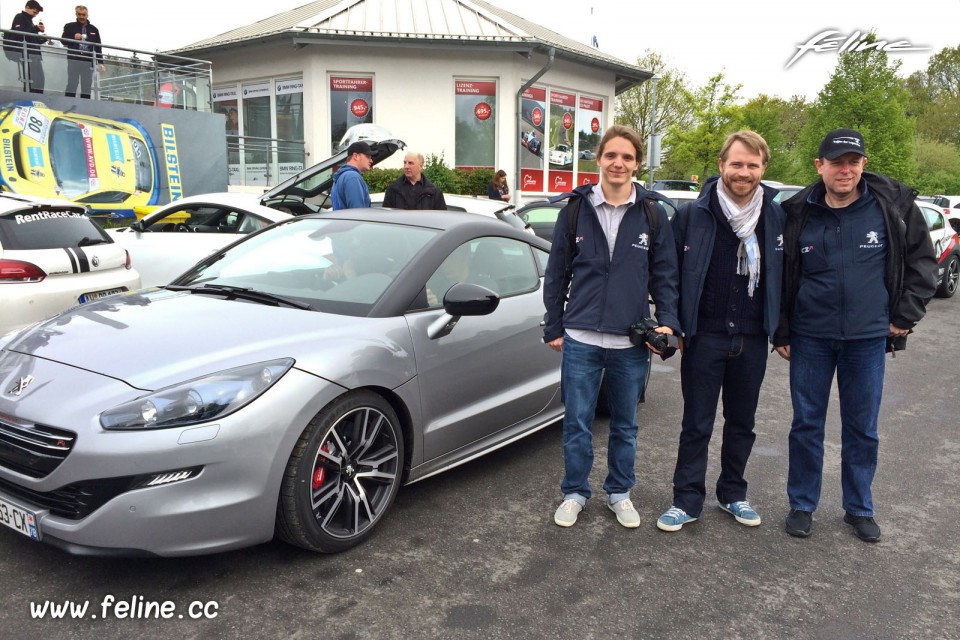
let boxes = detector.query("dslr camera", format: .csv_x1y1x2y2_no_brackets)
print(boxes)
630,318,678,360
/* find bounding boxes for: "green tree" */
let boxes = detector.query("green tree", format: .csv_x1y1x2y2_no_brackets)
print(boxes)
911,137,960,195
661,73,742,181
797,40,916,184
906,46,960,146
615,50,694,180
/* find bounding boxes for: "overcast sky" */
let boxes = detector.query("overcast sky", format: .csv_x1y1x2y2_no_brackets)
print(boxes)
6,0,957,101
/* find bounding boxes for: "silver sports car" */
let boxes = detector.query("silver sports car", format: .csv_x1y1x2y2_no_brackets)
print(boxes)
0,211,563,556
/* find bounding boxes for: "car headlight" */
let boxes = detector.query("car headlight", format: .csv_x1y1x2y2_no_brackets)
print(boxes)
100,359,295,430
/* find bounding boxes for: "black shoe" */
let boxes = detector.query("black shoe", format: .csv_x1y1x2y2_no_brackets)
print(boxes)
785,509,812,537
844,513,881,542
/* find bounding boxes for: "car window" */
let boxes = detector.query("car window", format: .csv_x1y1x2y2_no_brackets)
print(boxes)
519,206,560,224
48,120,91,197
920,205,944,231
424,237,540,308
177,218,437,316
0,206,109,249
534,247,549,275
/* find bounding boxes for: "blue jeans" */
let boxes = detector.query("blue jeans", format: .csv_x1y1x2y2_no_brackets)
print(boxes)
672,333,768,517
560,335,649,503
787,334,886,516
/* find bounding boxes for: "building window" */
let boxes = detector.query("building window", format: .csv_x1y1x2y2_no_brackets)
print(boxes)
454,79,496,169
519,85,546,192
275,78,304,182
548,89,576,194
577,96,603,186
329,76,373,152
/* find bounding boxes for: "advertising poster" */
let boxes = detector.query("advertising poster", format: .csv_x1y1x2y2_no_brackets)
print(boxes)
519,85,545,192
454,80,496,170
213,87,240,185
275,78,305,182
548,90,576,193
0,89,227,217
577,95,603,186
241,82,271,188
330,76,373,152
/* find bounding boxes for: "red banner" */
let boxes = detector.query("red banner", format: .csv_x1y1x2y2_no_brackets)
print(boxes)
550,91,575,107
549,170,575,193
522,86,546,101
330,77,373,92
456,81,497,95
579,96,603,111
521,169,543,192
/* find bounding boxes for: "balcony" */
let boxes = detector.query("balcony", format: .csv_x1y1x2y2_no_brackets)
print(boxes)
1,29,212,109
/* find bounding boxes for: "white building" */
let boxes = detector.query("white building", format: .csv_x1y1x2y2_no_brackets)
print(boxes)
171,0,650,201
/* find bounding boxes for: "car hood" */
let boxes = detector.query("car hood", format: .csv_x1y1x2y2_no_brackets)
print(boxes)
2,288,416,391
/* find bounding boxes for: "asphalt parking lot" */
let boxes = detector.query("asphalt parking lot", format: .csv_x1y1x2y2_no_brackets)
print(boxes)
3,296,958,640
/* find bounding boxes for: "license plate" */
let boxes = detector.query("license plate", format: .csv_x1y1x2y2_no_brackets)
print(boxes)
0,496,40,541
79,287,125,304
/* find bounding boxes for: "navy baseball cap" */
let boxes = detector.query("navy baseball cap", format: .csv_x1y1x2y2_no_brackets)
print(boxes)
347,140,374,157
818,129,867,160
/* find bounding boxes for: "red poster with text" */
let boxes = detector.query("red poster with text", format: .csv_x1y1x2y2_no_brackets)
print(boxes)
548,170,575,193
520,169,544,192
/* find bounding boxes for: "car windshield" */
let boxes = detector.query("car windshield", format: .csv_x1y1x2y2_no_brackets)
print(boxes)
175,218,437,316
48,120,91,198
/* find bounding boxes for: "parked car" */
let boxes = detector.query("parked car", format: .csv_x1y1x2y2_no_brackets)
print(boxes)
0,210,563,556
773,185,804,203
917,199,960,298
107,193,290,287
0,192,140,335
652,179,699,192
0,101,160,217
370,192,533,235
548,144,573,168
578,149,596,160
516,193,679,242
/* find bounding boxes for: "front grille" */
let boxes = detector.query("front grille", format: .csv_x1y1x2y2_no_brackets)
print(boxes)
0,419,75,478
0,475,137,519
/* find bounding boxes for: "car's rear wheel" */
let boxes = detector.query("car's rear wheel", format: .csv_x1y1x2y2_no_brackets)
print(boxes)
276,391,404,553
937,255,959,298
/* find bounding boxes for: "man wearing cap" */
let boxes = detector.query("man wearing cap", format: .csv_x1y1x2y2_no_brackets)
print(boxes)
331,140,374,210
773,129,936,543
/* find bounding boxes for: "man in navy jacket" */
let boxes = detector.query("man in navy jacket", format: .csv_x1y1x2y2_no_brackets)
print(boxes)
331,141,374,210
543,124,680,529
774,129,936,542
657,131,785,532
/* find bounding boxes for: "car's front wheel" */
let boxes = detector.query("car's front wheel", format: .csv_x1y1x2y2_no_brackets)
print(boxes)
937,255,959,298
276,391,404,553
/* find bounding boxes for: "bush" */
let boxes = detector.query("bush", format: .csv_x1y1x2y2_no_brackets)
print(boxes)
423,153,460,193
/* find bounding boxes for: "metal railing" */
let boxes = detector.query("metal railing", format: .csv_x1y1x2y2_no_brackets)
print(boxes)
227,135,307,188
1,29,212,110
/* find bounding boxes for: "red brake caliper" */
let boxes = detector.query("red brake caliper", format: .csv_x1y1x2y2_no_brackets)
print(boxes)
312,443,332,490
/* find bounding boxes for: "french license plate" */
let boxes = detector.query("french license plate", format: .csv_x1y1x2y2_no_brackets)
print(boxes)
0,496,40,541
79,287,125,304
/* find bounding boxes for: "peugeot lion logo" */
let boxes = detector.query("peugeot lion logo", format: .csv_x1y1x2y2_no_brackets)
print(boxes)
8,375,34,396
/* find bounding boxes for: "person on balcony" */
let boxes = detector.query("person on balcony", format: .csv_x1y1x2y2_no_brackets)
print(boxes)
62,5,103,99
6,1,47,94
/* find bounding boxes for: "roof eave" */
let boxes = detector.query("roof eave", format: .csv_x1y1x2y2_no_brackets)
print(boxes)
168,31,651,94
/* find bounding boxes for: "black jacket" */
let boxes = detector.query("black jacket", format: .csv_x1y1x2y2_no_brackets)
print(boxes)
61,21,103,63
774,171,937,349
382,175,446,210
5,11,45,58
672,176,785,340
542,182,680,342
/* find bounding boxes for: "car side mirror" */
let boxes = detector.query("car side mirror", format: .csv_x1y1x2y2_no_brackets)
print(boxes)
427,283,500,339
129,220,145,232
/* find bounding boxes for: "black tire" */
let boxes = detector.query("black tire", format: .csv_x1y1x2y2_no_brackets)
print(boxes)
937,255,959,298
276,390,404,553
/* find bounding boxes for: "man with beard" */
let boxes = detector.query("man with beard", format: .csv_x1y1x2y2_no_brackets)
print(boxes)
657,131,785,532
382,151,446,210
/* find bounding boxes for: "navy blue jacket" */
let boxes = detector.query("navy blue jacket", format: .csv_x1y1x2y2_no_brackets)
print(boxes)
774,171,937,347
672,176,785,340
542,182,680,342
61,21,103,64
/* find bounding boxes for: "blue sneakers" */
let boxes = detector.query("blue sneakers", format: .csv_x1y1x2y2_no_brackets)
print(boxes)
719,500,762,526
657,506,697,531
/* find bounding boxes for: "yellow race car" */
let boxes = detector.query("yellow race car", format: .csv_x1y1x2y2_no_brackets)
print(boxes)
0,101,159,217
